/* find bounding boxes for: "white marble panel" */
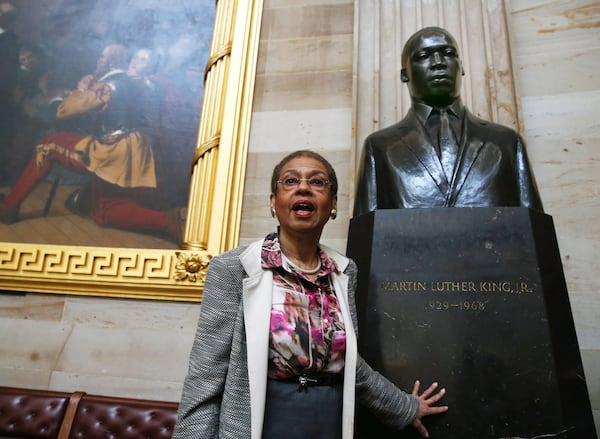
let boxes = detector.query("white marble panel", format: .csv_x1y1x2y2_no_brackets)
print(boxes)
256,35,353,76
253,71,353,112
248,109,352,153
521,91,600,140
511,0,599,90
62,297,201,332
0,293,65,321
49,371,183,402
572,291,600,349
519,92,600,231
0,367,52,388
267,0,351,7
261,3,353,40
0,318,70,370
54,325,195,383
582,350,600,406
581,349,600,432
515,42,599,97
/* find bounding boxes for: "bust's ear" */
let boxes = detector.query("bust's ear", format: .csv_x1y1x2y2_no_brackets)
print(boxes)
400,69,409,83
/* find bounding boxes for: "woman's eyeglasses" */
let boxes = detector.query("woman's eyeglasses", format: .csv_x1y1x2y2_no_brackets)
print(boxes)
277,177,330,191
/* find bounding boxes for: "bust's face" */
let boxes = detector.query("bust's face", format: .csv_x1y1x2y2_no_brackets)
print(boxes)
402,30,462,107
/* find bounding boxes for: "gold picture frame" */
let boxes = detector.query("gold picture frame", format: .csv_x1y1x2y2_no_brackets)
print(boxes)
0,0,264,302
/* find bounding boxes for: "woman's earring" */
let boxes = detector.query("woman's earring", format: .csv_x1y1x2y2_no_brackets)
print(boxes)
330,208,337,220
271,207,276,218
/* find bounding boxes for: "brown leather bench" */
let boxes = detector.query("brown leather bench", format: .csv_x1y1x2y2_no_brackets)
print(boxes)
0,387,178,439
0,387,71,439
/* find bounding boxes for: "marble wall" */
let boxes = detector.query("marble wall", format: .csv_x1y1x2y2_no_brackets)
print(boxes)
0,0,597,430
242,0,355,252
0,293,200,400
512,0,599,338
511,0,600,428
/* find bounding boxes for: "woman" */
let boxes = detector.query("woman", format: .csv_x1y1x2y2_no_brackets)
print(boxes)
173,150,447,438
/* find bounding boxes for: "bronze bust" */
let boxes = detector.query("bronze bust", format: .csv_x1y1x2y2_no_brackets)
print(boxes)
353,27,543,216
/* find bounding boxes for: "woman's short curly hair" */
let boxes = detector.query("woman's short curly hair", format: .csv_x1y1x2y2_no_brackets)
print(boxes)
270,150,338,199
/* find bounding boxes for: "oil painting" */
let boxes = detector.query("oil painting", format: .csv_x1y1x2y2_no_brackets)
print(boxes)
0,0,215,249
0,0,263,301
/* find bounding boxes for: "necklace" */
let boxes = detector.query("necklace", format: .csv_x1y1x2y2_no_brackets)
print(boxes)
282,252,322,274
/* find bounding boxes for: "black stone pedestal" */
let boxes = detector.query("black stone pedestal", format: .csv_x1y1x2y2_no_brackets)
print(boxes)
347,208,596,439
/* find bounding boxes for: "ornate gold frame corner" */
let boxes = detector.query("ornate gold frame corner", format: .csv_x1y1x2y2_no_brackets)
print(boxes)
0,0,264,302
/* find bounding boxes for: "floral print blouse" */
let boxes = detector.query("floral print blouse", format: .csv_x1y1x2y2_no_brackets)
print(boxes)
261,232,346,379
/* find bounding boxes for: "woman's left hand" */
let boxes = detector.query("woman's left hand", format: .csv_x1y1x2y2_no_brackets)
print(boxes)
410,380,448,438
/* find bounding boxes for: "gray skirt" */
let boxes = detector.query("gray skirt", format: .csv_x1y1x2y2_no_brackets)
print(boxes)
262,378,343,439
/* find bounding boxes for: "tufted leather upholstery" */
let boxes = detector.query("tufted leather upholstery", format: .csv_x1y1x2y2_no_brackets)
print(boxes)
0,387,70,439
65,394,178,439
0,387,179,439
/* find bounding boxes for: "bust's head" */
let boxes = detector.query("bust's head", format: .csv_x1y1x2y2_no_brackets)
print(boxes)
401,27,464,107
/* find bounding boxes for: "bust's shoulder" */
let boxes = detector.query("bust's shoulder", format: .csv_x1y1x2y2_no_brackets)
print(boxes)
364,114,415,145
465,110,520,138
